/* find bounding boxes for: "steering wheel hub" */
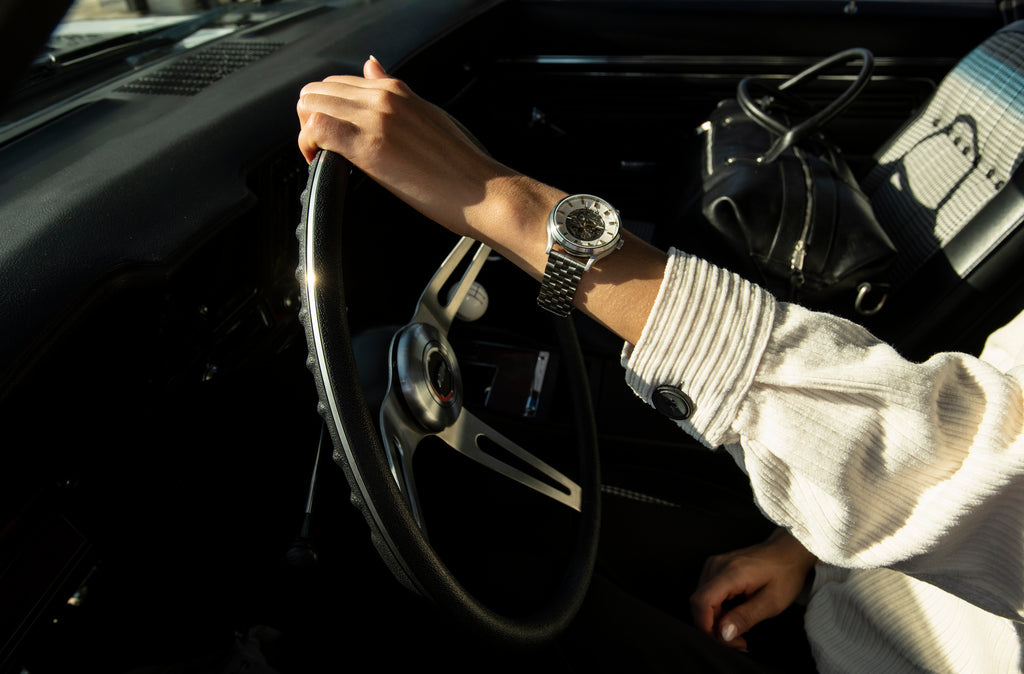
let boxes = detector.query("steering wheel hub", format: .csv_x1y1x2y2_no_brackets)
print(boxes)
394,322,462,431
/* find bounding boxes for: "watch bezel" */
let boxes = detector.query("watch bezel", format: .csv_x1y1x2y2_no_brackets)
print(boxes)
547,194,622,259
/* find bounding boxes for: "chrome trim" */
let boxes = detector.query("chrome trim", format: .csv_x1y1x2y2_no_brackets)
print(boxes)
303,155,420,589
438,410,582,511
508,55,941,70
412,236,491,332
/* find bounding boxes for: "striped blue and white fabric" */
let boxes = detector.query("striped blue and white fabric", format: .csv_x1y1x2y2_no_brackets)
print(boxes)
862,22,1024,286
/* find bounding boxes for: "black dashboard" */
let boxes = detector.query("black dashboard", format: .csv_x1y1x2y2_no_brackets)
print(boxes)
0,1,496,389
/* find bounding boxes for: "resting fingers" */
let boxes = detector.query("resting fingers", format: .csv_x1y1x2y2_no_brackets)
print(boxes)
690,529,817,650
296,76,411,165
691,554,762,635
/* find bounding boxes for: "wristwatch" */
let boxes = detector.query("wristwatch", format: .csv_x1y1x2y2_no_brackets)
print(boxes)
537,193,624,317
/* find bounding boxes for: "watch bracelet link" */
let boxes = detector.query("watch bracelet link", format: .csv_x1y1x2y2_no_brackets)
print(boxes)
537,249,588,317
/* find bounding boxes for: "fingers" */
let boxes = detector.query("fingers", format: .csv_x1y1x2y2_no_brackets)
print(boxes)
691,564,778,652
364,54,388,79
719,624,749,652
717,585,788,648
296,108,358,164
690,591,718,636
295,58,405,163
690,555,754,635
690,532,814,652
295,84,400,166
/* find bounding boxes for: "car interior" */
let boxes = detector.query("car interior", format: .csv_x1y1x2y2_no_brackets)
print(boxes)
1,0,1021,672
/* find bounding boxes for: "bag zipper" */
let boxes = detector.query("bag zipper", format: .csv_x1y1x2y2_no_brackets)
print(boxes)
790,147,814,292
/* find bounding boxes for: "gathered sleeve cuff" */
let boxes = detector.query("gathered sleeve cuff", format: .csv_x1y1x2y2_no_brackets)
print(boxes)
621,247,776,448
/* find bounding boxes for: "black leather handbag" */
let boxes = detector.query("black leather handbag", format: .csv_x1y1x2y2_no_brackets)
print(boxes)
699,48,897,315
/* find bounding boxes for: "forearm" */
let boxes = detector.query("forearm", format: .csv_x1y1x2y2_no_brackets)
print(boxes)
297,64,666,344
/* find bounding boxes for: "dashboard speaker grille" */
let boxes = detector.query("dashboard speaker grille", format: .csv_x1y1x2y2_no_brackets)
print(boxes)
116,40,283,96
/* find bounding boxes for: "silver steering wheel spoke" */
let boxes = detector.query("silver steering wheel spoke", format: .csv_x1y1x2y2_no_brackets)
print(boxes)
437,409,582,512
411,236,491,333
379,393,431,529
379,392,582,535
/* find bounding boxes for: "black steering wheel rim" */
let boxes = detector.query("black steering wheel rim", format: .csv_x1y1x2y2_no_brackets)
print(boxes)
295,149,601,647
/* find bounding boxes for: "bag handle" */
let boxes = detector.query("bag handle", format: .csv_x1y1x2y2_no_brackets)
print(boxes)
737,48,874,162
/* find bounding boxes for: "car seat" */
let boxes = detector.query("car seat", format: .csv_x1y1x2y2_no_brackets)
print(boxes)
860,20,1024,356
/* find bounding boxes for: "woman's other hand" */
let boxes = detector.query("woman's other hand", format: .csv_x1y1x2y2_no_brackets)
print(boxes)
690,528,817,651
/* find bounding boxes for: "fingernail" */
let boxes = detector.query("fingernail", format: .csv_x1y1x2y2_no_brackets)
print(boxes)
720,623,737,642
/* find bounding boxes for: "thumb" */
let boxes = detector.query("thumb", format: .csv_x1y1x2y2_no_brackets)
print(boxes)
364,55,389,79
718,591,780,643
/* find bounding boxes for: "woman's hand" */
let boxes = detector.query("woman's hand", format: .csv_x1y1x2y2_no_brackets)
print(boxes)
690,528,817,651
296,57,553,244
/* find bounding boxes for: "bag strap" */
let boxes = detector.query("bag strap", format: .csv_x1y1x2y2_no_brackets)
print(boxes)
737,48,874,162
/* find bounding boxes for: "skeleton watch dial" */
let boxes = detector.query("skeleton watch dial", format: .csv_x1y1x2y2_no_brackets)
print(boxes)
550,194,621,257
565,208,606,241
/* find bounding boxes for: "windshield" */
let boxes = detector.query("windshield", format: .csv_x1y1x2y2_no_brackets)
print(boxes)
49,0,241,62
3,0,304,128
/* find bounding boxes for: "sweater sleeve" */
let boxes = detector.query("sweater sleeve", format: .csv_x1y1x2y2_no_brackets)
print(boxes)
622,248,1024,622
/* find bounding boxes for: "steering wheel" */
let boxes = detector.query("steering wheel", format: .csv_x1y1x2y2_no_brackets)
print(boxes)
295,149,600,647
737,47,874,162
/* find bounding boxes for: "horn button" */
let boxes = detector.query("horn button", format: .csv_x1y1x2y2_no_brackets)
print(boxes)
394,322,462,432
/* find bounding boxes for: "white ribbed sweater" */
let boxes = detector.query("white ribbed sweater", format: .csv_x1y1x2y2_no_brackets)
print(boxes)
622,249,1024,673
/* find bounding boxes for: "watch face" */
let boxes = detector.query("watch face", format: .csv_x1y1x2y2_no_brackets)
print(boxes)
551,194,621,256
565,208,606,241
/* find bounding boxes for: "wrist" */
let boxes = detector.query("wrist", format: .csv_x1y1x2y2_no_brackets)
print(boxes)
468,173,566,280
770,528,818,569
